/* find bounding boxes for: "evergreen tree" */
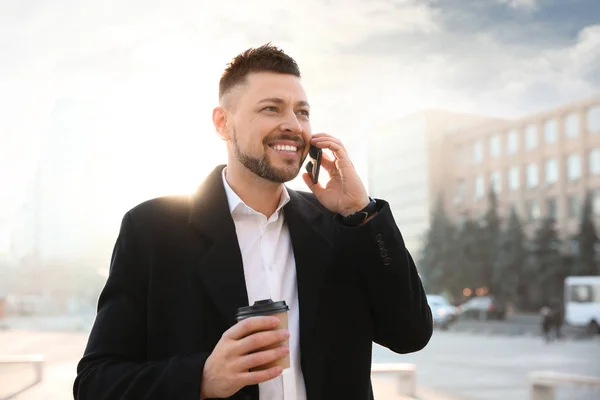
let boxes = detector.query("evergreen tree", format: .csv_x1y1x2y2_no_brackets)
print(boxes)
456,215,487,294
482,189,502,294
494,207,527,305
573,191,599,276
419,195,455,293
529,217,565,308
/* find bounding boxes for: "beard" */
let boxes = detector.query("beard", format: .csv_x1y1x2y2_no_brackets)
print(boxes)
231,127,306,183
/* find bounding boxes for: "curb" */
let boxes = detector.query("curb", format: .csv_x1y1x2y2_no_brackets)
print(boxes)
416,387,463,400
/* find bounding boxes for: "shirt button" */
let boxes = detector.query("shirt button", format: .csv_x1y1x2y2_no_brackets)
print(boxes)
375,233,383,242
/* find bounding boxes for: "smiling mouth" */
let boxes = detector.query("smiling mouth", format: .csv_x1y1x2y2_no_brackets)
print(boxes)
268,144,300,152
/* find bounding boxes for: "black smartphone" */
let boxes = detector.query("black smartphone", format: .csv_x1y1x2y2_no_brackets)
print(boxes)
305,145,322,184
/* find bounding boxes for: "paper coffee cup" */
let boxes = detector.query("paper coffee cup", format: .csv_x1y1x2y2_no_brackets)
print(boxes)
235,299,290,370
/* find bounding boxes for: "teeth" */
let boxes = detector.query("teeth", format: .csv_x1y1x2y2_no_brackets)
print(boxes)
272,144,297,152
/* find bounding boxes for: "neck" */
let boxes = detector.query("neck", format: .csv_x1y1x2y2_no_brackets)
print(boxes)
224,162,285,218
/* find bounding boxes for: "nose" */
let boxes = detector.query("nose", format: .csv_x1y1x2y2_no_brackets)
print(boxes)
279,112,303,135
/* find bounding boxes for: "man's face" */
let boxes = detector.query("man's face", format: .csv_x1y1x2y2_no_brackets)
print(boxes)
223,72,312,183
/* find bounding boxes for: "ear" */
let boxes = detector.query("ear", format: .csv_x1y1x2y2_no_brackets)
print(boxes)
212,106,229,141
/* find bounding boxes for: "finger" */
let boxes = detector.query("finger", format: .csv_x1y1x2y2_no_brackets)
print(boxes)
235,345,289,371
320,146,355,172
302,172,325,195
310,134,345,149
238,366,284,387
310,139,349,161
310,132,336,140
319,155,338,176
224,316,280,341
235,328,289,356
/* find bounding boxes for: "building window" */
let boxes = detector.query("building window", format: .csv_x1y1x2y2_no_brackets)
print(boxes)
526,163,538,189
527,200,540,221
545,119,557,143
455,147,462,164
590,149,600,175
568,194,580,218
507,129,518,155
490,135,501,158
545,159,558,185
490,171,501,193
565,112,579,138
474,176,484,199
588,106,600,133
509,167,520,191
473,140,483,164
547,197,557,219
525,124,537,150
594,190,600,217
455,179,465,203
567,153,581,181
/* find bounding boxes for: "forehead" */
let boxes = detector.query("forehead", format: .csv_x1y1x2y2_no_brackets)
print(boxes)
241,72,308,104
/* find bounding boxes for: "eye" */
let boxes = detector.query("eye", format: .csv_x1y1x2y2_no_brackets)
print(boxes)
297,109,310,118
262,106,278,112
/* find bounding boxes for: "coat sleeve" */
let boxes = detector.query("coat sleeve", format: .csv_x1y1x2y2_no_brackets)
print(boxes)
73,211,208,400
337,200,433,354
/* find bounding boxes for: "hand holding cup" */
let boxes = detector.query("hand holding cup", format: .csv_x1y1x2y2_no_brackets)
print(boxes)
200,315,289,399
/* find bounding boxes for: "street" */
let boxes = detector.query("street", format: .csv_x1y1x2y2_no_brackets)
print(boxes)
373,330,600,400
1,323,599,400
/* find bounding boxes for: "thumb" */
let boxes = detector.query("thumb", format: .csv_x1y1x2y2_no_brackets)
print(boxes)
302,172,325,196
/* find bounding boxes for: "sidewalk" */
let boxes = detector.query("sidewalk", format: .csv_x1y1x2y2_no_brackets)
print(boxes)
1,369,448,400
372,375,414,399
372,376,459,400
0,328,460,400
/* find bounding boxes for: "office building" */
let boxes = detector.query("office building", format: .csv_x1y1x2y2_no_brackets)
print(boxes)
368,111,506,254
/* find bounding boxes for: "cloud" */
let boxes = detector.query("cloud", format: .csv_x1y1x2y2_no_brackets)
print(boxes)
2,0,600,202
497,0,537,11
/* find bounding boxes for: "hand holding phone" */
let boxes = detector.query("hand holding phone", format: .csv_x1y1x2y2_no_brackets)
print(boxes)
305,145,322,184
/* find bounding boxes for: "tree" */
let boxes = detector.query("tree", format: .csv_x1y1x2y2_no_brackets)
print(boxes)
494,206,527,306
419,195,456,294
528,217,566,309
455,215,487,294
573,191,599,276
482,189,502,294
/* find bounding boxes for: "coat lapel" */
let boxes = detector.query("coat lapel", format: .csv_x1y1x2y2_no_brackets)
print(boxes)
188,165,249,327
188,165,336,347
284,190,335,348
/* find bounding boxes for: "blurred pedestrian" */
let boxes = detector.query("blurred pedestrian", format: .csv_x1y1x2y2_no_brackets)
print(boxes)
540,305,553,343
550,300,564,340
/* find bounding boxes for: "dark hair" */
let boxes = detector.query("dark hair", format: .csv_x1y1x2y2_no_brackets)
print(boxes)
219,43,301,103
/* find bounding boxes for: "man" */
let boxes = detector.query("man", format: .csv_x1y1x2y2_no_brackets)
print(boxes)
74,44,432,400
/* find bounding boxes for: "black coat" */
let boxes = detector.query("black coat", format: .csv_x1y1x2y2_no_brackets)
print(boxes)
74,165,432,400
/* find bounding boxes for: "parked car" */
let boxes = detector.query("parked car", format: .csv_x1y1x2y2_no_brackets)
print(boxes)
427,294,458,329
458,295,506,321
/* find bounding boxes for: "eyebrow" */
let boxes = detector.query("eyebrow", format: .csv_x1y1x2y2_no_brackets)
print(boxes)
257,97,310,108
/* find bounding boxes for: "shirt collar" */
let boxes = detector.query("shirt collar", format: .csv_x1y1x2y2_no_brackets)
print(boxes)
221,167,291,216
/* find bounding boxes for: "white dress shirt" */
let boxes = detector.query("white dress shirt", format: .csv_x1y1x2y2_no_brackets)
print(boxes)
222,168,307,400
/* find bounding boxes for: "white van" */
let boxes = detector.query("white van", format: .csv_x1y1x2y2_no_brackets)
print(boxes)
564,276,600,334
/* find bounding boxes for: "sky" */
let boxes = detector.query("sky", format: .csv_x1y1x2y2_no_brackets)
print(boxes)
1,0,600,254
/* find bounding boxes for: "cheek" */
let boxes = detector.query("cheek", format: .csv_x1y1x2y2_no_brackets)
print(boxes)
302,127,312,145
302,119,312,133
235,129,267,154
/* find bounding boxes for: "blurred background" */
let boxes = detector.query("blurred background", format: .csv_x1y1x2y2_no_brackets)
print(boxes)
1,0,599,399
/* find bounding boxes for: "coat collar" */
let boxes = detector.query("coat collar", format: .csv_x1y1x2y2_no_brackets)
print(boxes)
189,165,334,344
